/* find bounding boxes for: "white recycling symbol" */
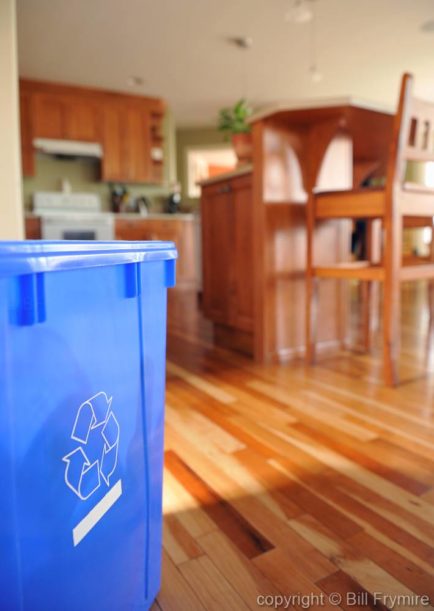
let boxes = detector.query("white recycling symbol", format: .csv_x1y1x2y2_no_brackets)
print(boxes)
62,392,120,500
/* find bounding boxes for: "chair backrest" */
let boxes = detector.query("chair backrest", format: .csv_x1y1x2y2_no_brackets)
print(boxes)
388,73,434,189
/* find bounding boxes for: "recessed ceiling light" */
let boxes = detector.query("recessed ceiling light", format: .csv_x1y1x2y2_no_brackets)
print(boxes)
226,36,253,49
421,19,434,32
127,76,145,87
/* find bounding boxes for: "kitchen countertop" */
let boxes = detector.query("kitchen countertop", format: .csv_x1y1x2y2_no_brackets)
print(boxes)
248,96,394,123
26,212,196,221
114,212,195,221
198,165,253,187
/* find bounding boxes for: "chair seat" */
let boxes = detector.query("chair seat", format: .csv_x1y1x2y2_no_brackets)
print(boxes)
314,188,385,219
314,260,434,281
315,185,434,219
313,261,385,281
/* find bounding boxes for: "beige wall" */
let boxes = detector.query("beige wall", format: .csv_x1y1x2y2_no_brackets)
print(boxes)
0,0,24,239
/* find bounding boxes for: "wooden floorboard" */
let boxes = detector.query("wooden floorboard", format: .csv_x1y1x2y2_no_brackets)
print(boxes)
157,287,434,610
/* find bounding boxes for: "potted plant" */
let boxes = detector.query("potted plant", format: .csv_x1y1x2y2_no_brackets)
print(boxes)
218,99,253,165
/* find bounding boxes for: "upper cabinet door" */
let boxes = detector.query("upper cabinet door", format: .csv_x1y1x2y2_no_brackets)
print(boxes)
32,94,66,139
101,102,123,181
123,106,151,183
33,94,101,142
102,103,152,183
64,99,101,142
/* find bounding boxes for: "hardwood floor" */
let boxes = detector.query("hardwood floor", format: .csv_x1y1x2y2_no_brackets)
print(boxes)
153,285,434,610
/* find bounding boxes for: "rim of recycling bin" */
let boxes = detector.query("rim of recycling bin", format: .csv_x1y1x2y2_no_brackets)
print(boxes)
0,240,177,276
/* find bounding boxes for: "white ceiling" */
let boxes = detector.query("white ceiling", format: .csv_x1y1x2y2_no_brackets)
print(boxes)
16,0,434,126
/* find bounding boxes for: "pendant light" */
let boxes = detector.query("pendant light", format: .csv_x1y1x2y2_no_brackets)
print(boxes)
285,0,323,82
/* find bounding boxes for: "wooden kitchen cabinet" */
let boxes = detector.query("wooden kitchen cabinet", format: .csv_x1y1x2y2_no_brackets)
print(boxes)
32,93,67,139
19,79,164,183
125,106,151,183
201,172,254,354
115,217,197,286
114,218,153,241
231,176,254,331
66,99,101,142
101,103,151,183
101,103,123,181
201,182,232,325
25,216,42,239
32,93,101,142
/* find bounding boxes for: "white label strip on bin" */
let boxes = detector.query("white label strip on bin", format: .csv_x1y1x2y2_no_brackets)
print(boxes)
72,479,123,546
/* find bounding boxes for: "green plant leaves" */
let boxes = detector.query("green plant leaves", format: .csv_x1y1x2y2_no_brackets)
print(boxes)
217,99,252,134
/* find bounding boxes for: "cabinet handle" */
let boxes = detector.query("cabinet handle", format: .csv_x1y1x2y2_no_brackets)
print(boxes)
218,184,231,194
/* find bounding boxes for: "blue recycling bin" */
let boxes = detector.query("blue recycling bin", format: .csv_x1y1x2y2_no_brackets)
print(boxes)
0,240,177,611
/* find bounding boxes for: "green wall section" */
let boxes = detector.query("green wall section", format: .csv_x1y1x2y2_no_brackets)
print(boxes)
176,126,227,208
23,154,171,212
405,160,426,183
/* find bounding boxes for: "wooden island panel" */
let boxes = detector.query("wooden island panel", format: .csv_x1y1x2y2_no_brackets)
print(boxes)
201,173,254,355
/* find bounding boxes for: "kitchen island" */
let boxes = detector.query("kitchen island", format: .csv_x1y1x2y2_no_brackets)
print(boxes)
200,98,394,361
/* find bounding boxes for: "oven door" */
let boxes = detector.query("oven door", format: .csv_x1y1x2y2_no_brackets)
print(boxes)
41,214,114,241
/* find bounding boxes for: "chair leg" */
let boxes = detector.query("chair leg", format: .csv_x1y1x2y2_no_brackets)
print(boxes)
426,280,434,368
335,279,347,349
306,194,316,365
429,280,434,321
429,222,434,327
383,215,402,387
383,283,400,386
426,224,434,366
361,219,381,353
361,281,373,352
306,273,318,364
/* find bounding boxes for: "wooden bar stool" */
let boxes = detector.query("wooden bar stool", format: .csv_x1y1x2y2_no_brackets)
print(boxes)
306,73,434,386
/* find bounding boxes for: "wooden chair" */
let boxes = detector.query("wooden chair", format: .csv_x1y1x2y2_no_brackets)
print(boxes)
306,73,434,386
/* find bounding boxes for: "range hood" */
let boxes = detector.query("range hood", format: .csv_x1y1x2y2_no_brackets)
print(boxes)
33,138,103,158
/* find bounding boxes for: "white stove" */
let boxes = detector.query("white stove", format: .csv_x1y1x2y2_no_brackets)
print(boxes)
33,192,114,241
